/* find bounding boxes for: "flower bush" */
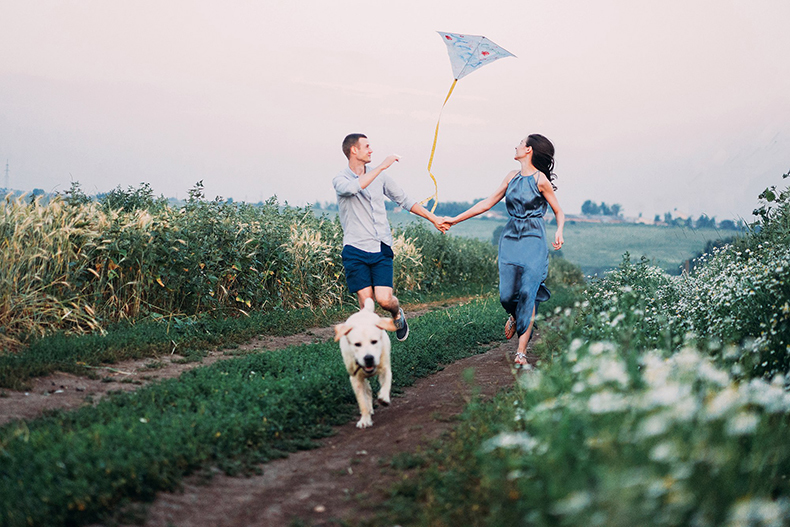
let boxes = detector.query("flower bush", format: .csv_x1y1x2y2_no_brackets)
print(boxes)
477,340,790,526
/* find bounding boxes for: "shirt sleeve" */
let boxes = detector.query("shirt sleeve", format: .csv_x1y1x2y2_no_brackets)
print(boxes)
333,173,362,197
382,174,418,212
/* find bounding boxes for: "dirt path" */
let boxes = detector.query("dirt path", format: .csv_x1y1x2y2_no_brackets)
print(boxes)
0,298,477,426
110,340,536,527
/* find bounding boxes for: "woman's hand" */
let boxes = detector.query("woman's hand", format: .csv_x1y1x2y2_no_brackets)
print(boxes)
552,230,564,250
439,216,457,230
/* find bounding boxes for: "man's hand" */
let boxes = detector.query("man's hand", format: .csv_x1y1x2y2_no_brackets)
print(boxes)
431,217,450,233
438,216,456,231
376,154,400,171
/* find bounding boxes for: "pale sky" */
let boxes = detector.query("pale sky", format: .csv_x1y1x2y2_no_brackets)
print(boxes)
1,1,788,220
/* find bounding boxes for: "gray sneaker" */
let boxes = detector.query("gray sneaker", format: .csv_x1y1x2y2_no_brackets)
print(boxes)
394,307,409,341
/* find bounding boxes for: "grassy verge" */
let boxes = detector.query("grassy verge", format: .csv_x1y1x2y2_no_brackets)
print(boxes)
0,285,491,391
0,297,506,527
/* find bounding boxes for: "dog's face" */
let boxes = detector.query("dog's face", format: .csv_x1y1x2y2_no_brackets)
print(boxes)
335,299,397,376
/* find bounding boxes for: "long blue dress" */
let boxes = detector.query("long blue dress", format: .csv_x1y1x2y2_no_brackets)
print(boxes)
498,171,551,337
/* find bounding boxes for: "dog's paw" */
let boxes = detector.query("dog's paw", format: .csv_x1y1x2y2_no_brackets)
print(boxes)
356,415,373,428
378,397,390,406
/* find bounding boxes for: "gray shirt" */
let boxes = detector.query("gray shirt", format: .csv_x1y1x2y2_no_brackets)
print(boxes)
333,166,418,253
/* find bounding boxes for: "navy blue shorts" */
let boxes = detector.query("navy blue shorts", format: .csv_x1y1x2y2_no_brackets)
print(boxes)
341,243,394,293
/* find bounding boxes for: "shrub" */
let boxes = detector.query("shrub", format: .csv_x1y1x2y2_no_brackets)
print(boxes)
0,189,498,348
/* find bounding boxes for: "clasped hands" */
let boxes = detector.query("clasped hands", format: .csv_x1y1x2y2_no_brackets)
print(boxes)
431,216,457,234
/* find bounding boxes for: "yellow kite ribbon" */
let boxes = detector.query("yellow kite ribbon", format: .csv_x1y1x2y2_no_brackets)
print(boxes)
421,79,457,213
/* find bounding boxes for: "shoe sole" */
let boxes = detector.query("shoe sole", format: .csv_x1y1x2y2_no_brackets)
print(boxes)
396,323,409,341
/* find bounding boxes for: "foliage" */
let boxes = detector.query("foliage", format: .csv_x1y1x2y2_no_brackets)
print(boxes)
385,340,790,527
0,298,505,527
398,222,498,292
0,187,498,348
581,200,622,217
380,173,790,526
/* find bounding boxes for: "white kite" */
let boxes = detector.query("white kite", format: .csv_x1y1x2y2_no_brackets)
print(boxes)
423,32,516,212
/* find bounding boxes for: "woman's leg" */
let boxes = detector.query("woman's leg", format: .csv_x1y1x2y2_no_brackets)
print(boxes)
514,305,536,365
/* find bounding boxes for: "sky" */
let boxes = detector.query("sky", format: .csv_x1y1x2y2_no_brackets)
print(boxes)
1,0,788,221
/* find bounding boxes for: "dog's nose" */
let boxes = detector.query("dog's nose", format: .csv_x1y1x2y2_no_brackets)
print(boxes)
364,355,375,367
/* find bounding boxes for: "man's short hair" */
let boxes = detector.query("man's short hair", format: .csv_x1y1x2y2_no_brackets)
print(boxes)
342,133,367,159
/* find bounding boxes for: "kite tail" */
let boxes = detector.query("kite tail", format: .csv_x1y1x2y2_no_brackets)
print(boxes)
422,78,458,214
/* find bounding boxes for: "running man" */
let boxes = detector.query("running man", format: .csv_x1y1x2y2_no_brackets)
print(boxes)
333,133,448,341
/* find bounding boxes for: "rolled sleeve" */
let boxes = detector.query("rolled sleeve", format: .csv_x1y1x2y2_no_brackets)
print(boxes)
333,173,362,197
382,175,417,212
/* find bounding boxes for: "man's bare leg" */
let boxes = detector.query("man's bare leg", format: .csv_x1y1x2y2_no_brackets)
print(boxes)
373,286,401,319
356,287,375,309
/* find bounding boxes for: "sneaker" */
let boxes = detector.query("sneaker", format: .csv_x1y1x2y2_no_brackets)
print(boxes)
394,307,409,341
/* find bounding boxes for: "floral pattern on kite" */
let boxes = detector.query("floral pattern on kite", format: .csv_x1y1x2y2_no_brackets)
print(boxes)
438,32,516,80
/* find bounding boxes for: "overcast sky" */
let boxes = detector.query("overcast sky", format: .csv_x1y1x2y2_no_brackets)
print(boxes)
1,0,788,220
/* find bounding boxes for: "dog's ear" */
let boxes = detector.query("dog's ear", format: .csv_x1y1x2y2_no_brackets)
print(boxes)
376,317,398,332
334,323,353,342
363,298,375,312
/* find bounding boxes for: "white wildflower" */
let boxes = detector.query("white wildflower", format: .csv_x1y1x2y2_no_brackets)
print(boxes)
588,390,629,414
727,497,790,526
482,432,539,453
649,441,677,462
726,412,760,436
552,491,592,516
638,414,670,438
706,386,741,419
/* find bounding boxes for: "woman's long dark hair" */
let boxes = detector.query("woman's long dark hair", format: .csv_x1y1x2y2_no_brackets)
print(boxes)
527,134,557,190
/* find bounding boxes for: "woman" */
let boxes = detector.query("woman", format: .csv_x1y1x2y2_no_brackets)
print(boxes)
443,134,564,366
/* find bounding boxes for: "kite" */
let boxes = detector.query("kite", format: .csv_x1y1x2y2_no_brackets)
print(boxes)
423,32,515,213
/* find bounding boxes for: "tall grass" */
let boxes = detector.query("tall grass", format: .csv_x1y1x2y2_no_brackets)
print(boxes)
0,187,498,350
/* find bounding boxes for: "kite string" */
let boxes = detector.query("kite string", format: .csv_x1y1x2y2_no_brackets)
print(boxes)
422,78,458,214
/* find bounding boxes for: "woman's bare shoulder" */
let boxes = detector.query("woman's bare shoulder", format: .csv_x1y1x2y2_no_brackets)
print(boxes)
503,170,520,184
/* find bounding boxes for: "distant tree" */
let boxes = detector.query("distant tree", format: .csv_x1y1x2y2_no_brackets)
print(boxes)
611,203,622,217
696,214,716,229
664,212,673,224
654,214,661,223
599,202,612,216
719,219,738,230
581,200,599,215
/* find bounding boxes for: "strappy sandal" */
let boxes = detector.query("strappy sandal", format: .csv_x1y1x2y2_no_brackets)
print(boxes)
505,316,516,340
514,351,530,367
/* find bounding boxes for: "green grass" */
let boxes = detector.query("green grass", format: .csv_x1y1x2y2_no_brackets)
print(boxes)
383,211,734,276
0,298,507,527
0,285,490,391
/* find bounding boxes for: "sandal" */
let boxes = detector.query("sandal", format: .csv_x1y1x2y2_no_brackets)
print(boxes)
505,316,516,340
514,351,528,366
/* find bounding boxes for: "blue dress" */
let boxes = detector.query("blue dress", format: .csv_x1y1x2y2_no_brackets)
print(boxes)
498,172,551,337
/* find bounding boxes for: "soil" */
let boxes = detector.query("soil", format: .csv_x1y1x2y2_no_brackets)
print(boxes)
111,340,536,527
1,297,537,526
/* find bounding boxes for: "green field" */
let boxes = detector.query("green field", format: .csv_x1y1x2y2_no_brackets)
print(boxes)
317,209,737,276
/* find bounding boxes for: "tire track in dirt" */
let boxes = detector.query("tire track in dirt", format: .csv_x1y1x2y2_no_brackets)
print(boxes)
0,297,479,426
110,340,537,527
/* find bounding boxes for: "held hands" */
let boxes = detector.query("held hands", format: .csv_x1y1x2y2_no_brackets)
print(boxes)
431,216,453,233
435,216,456,233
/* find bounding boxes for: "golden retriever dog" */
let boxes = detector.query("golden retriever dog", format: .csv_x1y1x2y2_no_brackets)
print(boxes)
334,298,398,428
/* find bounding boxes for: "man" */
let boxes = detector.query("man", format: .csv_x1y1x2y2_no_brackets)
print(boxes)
333,133,447,341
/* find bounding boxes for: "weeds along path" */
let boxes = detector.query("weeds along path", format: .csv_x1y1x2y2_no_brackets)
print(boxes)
107,339,537,527
0,297,480,426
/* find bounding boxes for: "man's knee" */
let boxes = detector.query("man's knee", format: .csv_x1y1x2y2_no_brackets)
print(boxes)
374,290,397,311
